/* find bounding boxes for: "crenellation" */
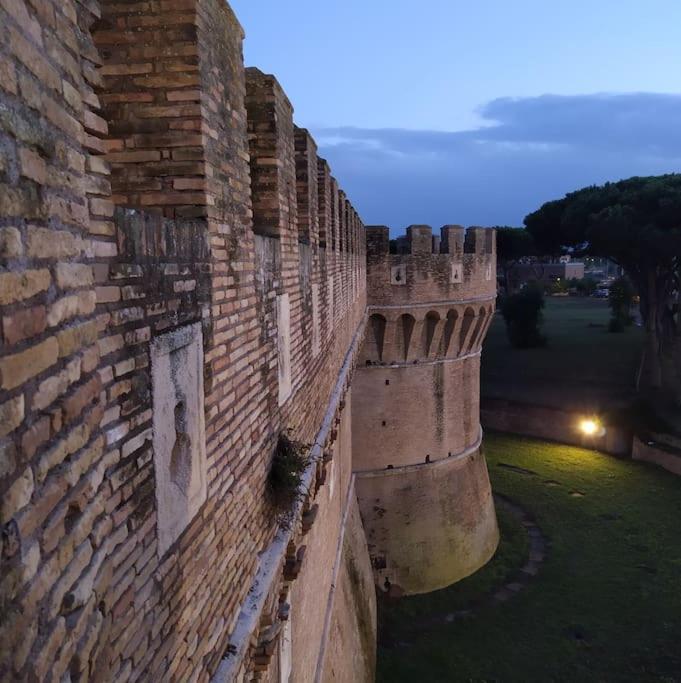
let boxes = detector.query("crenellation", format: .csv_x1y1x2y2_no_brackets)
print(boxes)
407,224,433,254
316,158,331,249
294,127,319,247
441,224,465,255
2,1,496,680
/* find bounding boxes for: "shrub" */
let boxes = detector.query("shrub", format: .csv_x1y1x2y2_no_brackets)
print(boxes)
608,277,635,332
267,431,309,524
499,284,547,348
549,279,568,295
569,277,598,296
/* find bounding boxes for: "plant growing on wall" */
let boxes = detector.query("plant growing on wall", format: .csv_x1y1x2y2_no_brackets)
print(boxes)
267,431,309,525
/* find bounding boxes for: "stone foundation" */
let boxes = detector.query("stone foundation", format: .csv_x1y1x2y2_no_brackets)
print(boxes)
356,444,498,595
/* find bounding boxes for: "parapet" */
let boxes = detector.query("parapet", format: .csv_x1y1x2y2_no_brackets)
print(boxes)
365,225,496,306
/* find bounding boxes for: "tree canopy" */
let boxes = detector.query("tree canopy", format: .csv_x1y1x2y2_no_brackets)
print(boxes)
524,174,681,401
495,227,537,263
524,175,681,274
494,227,537,293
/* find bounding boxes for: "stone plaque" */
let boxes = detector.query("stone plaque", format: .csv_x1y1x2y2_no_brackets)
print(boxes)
311,283,321,358
451,261,463,283
151,323,207,558
327,275,334,340
277,293,292,405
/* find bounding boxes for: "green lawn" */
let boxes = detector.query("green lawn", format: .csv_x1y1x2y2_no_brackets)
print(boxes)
482,298,644,410
377,432,681,683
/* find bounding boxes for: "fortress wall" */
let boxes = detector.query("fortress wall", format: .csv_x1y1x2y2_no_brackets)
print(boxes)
352,359,473,469
318,484,377,683
288,391,376,683
355,446,498,595
352,224,498,595
0,2,119,681
0,1,372,681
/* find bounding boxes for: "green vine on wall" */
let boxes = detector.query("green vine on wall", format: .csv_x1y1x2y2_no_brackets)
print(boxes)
267,432,309,525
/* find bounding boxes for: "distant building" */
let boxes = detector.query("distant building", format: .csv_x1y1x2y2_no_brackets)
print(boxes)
507,261,585,291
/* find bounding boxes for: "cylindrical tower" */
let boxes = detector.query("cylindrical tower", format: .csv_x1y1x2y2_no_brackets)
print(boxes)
352,224,499,595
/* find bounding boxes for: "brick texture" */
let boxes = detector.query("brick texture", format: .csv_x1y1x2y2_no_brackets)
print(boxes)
0,1,369,682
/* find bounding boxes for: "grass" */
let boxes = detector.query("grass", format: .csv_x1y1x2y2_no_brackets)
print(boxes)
482,298,644,410
377,432,681,683
378,504,529,639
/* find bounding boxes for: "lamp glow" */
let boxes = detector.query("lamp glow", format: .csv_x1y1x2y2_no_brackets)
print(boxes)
579,419,599,436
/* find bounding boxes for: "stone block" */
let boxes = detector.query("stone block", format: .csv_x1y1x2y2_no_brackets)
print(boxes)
0,336,59,390
0,393,24,438
151,323,207,557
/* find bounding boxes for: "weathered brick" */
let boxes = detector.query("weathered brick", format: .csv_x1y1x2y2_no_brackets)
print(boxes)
95,286,120,303
0,336,59,390
107,150,162,163
27,226,82,259
56,320,98,357
8,24,61,92
0,440,17,479
35,422,89,484
0,53,18,95
63,375,101,425
0,226,24,258
47,291,97,327
55,262,94,289
32,357,81,411
19,147,47,184
2,304,47,345
21,415,50,459
0,393,24,438
0,184,44,219
0,269,50,305
1,466,34,524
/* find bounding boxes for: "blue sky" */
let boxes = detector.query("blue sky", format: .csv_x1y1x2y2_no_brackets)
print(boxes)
230,0,681,233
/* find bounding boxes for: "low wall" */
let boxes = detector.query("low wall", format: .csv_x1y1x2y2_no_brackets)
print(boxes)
481,397,632,456
632,436,681,476
355,443,499,596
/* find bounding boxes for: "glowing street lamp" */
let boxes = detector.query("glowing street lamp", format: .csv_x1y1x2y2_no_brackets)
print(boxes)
578,418,604,438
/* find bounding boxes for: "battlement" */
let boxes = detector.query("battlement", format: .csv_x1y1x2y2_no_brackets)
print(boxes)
0,0,496,680
365,225,497,306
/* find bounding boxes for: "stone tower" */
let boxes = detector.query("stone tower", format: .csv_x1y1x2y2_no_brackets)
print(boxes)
352,225,499,595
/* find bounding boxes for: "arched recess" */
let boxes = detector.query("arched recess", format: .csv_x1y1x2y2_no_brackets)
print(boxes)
422,311,440,357
458,307,476,356
467,306,488,353
477,304,496,347
368,313,387,361
441,309,458,356
397,313,416,361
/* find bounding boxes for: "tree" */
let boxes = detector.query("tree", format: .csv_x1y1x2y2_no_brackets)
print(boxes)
608,277,635,332
524,175,681,401
494,227,537,293
499,284,546,348
569,277,598,296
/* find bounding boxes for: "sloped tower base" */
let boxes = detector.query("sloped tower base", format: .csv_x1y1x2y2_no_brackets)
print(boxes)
355,445,498,595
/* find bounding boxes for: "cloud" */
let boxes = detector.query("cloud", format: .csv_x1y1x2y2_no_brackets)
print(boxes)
313,93,681,232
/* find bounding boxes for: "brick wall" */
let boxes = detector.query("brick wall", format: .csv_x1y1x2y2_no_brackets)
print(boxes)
0,1,115,679
1,1,372,682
